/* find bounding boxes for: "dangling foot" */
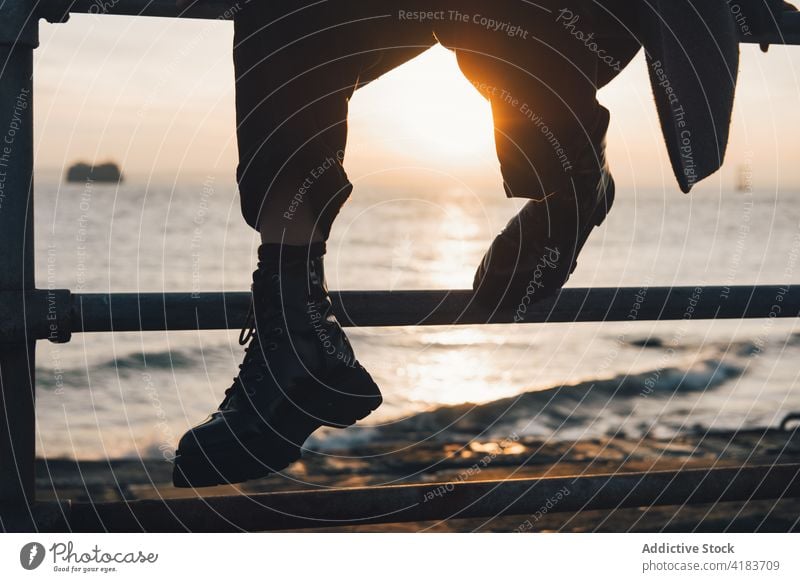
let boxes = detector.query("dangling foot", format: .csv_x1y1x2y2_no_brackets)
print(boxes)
472,109,615,314
172,243,382,487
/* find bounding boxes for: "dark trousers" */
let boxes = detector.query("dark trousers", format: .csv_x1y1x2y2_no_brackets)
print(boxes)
233,0,641,236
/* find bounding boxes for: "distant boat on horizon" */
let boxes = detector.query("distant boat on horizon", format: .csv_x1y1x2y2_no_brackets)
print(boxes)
65,161,123,184
736,163,752,193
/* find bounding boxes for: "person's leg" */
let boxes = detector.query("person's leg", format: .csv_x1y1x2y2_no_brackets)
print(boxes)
233,1,354,245
173,0,434,487
437,0,641,310
235,1,433,245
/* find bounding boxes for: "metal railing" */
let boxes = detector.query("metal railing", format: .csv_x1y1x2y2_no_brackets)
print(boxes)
2,0,800,532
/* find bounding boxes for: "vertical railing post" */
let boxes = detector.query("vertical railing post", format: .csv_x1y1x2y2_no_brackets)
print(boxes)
0,0,39,531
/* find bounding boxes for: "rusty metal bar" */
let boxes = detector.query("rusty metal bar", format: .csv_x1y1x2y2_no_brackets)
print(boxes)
40,0,800,46
51,285,798,339
42,0,234,21
63,464,800,532
0,0,39,532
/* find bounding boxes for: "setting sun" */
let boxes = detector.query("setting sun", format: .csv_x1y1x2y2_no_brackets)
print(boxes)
348,45,497,165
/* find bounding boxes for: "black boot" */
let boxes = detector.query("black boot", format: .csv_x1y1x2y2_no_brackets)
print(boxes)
172,242,382,487
472,108,615,314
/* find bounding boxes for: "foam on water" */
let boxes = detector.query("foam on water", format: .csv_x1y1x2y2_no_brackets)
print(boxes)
32,177,800,459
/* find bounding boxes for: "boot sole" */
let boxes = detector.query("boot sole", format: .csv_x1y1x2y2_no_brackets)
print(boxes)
172,365,381,488
303,364,384,429
172,425,306,488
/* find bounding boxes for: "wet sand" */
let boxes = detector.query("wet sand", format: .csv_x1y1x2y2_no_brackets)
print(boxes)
36,426,800,532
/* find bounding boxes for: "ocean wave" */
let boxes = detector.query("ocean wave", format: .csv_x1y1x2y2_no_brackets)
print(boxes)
101,350,195,371
36,339,753,453
310,345,750,451
36,346,228,390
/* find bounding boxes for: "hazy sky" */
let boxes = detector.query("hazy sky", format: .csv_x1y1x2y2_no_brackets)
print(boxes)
33,14,800,192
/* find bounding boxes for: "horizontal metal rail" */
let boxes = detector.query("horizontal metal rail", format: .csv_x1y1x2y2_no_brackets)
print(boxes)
70,284,800,334
5,285,795,343
42,0,800,45
45,0,233,20
59,464,800,532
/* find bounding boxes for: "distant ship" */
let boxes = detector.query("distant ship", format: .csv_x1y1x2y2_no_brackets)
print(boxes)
735,163,752,193
65,161,123,183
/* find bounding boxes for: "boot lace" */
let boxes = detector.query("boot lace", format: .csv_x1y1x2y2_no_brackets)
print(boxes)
222,273,286,403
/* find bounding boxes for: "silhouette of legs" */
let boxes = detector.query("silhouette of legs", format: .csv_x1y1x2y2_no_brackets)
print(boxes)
234,1,640,243
172,1,644,487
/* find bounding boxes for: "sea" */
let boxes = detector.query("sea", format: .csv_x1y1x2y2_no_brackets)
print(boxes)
32,174,800,460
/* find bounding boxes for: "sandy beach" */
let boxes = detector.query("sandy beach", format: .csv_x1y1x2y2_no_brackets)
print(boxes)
35,424,800,532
